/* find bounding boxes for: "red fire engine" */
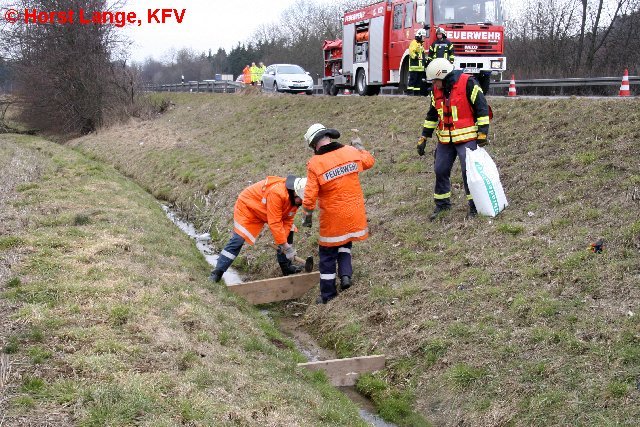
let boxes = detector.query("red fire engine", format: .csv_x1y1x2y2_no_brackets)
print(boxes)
322,0,506,96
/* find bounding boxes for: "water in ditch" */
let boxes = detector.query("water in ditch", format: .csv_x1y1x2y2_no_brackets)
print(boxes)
163,205,396,427
162,205,241,285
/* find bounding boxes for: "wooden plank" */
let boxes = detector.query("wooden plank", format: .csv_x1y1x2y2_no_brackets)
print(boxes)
298,355,386,387
226,271,319,304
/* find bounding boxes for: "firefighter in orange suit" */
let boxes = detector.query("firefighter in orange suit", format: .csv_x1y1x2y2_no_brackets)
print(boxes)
210,175,307,283
242,65,251,84
302,124,375,304
417,58,490,221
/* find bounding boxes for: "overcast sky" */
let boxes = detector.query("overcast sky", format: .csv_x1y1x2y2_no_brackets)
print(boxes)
123,0,314,63
123,0,520,64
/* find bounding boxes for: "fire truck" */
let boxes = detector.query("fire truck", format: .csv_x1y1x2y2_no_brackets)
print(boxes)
322,0,506,96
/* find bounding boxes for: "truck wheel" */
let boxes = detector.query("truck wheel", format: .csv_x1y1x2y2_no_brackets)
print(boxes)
356,69,368,96
328,83,339,96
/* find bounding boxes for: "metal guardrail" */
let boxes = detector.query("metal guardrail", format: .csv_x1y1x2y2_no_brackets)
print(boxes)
145,81,243,93
490,76,640,88
145,75,638,96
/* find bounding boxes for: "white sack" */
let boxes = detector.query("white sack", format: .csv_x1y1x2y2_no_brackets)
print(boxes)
465,147,508,217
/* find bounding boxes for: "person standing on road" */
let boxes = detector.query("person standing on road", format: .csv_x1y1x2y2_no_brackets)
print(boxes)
416,58,490,221
242,64,252,85
210,175,307,283
407,29,427,96
256,62,267,86
426,27,455,68
250,62,259,86
301,124,375,304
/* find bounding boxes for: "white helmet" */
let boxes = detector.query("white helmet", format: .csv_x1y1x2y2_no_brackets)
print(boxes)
293,177,307,199
426,58,454,81
415,29,427,39
436,27,447,36
304,123,340,148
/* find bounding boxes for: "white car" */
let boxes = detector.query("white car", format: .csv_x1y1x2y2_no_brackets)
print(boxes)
261,64,314,95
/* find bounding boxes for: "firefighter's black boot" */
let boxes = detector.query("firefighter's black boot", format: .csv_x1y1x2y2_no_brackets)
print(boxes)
279,260,303,276
340,275,352,291
209,269,223,283
467,200,478,219
429,204,451,221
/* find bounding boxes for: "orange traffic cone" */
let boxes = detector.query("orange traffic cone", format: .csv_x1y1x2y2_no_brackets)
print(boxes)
619,69,631,97
508,74,517,97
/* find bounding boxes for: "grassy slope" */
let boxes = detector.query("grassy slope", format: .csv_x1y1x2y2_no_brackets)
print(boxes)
0,134,366,426
70,93,640,426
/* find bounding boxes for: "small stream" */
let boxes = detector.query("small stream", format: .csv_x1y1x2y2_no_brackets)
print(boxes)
162,206,242,285
163,205,396,427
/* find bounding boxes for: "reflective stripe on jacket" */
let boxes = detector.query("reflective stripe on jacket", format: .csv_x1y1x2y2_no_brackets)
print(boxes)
233,177,297,245
422,71,490,144
303,144,375,247
408,39,425,72
433,73,476,143
428,39,455,64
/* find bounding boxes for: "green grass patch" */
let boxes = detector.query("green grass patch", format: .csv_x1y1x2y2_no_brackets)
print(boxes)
16,182,39,192
421,339,448,366
0,235,25,250
73,213,91,225
497,223,525,235
109,304,131,326
6,276,21,288
21,376,46,395
3,336,20,354
28,346,52,364
606,381,629,398
447,363,487,390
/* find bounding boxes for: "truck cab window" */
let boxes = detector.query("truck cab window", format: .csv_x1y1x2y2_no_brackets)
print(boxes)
434,0,503,25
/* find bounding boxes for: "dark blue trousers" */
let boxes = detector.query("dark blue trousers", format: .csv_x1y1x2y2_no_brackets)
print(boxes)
318,242,353,302
215,231,288,272
433,140,477,207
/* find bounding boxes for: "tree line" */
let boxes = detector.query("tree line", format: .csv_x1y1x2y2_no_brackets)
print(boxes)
139,0,366,85
505,0,640,78
139,0,640,84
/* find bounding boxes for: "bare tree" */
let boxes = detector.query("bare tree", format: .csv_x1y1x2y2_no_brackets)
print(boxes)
580,0,634,71
506,0,640,77
0,0,134,134
248,0,370,76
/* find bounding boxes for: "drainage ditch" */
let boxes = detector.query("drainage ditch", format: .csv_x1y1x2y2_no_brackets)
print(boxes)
163,205,396,427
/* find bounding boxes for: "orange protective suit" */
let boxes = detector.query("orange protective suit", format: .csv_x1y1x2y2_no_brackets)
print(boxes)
242,66,251,84
303,145,375,246
233,177,298,245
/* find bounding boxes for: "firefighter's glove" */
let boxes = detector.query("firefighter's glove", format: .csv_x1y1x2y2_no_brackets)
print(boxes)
351,136,365,151
477,133,488,147
302,213,312,228
278,243,297,261
417,136,428,156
